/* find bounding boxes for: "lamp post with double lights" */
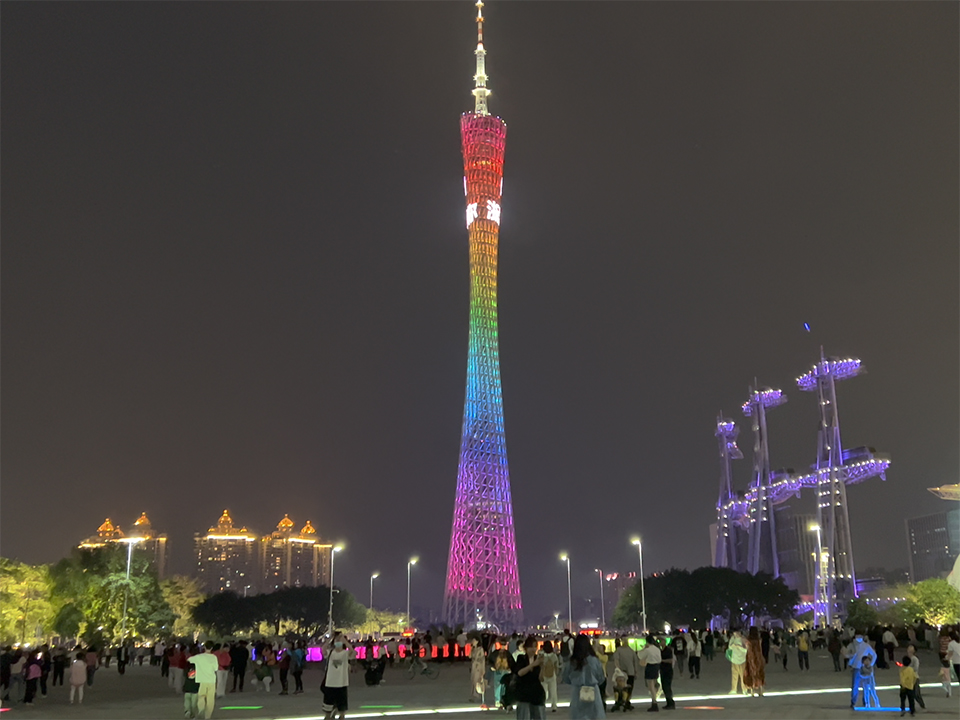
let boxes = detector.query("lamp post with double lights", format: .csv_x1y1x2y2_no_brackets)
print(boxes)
559,553,572,633
327,545,343,636
406,557,418,629
631,537,647,633
595,569,606,629
370,572,379,609
117,536,145,641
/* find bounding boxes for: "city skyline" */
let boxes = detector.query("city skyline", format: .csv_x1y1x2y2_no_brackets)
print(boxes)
2,2,957,622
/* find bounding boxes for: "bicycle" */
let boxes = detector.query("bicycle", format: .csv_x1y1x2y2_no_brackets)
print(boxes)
406,655,440,680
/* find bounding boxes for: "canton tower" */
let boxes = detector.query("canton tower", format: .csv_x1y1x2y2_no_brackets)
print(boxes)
443,0,523,629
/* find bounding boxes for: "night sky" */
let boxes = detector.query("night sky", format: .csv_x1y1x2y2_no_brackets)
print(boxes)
2,2,957,624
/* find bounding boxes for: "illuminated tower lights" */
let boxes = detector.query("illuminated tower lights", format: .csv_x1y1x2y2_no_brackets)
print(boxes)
194,510,258,595
714,416,744,570
78,513,168,578
443,0,523,628
742,384,788,577
260,515,333,591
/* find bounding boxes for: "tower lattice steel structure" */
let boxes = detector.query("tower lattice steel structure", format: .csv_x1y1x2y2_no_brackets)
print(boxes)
714,416,744,570
443,0,523,629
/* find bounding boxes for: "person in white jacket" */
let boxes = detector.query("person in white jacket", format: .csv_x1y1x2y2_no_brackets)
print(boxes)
611,638,639,711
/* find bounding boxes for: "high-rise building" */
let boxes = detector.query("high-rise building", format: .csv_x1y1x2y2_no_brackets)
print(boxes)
78,513,168,578
443,1,523,629
260,515,333,591
194,510,258,595
906,509,960,582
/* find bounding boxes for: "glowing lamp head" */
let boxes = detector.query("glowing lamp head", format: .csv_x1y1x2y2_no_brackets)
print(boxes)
333,545,344,554
631,537,641,547
808,523,820,532
409,556,418,566
371,572,380,579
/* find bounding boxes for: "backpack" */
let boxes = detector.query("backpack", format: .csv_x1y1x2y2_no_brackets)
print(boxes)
560,639,571,658
542,654,556,679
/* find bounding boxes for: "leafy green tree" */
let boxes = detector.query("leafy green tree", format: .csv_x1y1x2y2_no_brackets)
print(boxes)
846,597,879,632
49,546,173,643
0,558,55,644
907,578,960,626
161,576,205,637
192,591,255,637
356,609,407,636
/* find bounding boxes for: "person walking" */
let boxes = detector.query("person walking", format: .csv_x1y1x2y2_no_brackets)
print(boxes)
947,632,960,685
726,630,748,695
84,646,98,687
672,633,686,681
170,644,187,694
743,628,765,697
898,654,917,717
828,631,842,672
39,644,51,696
636,634,662,712
23,654,41,705
230,641,249,692
321,634,351,720
52,646,67,688
189,642,219,720
513,635,547,719
882,627,898,664
561,634,605,719
539,640,560,713
183,664,201,720
470,638,487,705
68,651,87,705
291,641,306,695
796,631,810,671
905,645,925,709
214,643,230,698
702,630,714,662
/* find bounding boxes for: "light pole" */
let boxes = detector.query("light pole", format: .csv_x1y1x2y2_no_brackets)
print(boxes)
559,553,572,633
327,545,343,636
809,523,827,627
118,537,144,641
406,556,418,629
370,572,379,609
595,569,605,629
631,537,647,633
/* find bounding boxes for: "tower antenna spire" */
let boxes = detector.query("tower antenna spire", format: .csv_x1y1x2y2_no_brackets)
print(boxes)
472,0,491,115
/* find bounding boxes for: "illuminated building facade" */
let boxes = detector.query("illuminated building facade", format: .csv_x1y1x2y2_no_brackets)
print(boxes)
194,510,258,595
906,509,960,583
78,513,168,578
260,515,333,591
443,1,523,628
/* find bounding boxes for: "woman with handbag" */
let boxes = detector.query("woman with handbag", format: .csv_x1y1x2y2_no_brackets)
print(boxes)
561,634,605,719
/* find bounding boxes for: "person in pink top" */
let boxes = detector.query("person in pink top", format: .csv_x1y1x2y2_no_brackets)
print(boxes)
214,643,231,698
69,651,87,704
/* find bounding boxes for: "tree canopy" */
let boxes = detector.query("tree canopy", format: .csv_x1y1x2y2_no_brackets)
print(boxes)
0,558,56,645
612,567,799,629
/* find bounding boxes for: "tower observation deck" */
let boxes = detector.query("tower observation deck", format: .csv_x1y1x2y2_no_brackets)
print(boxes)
443,1,523,629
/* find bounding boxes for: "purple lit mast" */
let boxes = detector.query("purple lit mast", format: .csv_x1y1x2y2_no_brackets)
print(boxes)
714,416,744,570
742,384,787,577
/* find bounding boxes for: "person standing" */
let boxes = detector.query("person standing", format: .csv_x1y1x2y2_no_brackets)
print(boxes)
899,654,917,717
68,651,87,705
538,640,560,713
214,643,230,698
291,641,306,695
116,644,128,675
153,641,166,667
23,654,41,705
882,627,898,664
672,633,686,680
513,635,547,719
611,638,638,711
848,635,878,709
726,630,748,695
828,631,842,672
687,632,702,679
189,642,219,720
947,632,960,686
905,645,925,710
636,634,662,712
797,631,810,671
321,634,351,720
183,664,201,720
470,638,487,705
457,630,469,661
278,645,291,695
170,644,186,693
702,630,714,662
561,634,605,720
743,627,765,697
230,641,249,692
658,635,676,710
84,646,98,687
491,647,513,709
52,646,67,688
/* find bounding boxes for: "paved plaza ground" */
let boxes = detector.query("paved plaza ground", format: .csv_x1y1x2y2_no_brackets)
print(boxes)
2,648,956,720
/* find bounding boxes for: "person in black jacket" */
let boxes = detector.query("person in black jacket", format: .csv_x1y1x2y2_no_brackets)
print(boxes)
511,636,546,719
229,641,249,692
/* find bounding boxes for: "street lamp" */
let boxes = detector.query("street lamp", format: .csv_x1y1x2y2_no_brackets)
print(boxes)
370,572,379,609
406,556,418,628
327,545,344,636
559,553,572,633
595,569,605,629
631,537,647,633
117,537,145,641
808,523,827,627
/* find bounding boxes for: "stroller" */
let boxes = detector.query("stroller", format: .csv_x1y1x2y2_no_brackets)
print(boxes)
362,655,387,686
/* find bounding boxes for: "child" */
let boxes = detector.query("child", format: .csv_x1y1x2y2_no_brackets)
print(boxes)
939,657,952,698
858,656,881,708
898,655,917,717
183,664,200,719
610,667,629,711
69,652,86,704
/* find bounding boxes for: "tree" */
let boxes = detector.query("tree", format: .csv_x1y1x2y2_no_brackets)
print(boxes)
192,592,255,637
161,576,205,637
49,546,173,643
0,558,55,644
846,597,879,632
907,578,960,626
355,608,407,637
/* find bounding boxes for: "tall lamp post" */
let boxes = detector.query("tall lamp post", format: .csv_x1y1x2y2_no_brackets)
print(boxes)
595,568,605,629
118,537,144,641
327,545,343,636
809,523,827,627
631,537,647,633
559,553,572,633
406,556,418,629
370,572,379,609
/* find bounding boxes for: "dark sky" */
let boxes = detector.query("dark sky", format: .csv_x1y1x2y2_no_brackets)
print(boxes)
2,2,957,624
